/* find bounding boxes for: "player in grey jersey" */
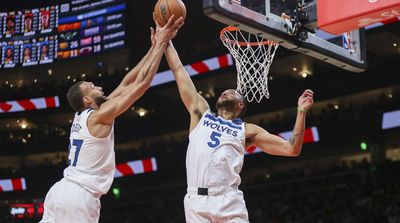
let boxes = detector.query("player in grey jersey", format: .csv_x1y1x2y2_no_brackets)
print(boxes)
165,41,314,223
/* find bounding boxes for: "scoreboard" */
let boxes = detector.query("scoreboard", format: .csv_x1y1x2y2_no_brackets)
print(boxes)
0,0,126,68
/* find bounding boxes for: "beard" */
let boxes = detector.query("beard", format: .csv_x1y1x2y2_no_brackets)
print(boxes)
216,99,237,111
94,96,107,107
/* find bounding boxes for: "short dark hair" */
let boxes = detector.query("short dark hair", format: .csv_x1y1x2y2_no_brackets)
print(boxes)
238,92,247,117
66,81,85,112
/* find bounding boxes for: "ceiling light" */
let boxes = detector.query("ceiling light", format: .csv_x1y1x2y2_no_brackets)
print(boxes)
34,79,38,83
98,73,102,77
21,123,28,129
10,84,13,88
292,67,297,71
137,108,148,117
73,78,76,82
388,94,393,98
301,72,308,78
17,120,20,124
28,133,31,138
5,81,8,85
22,138,27,143
394,43,398,47
81,73,86,78
48,69,53,75
125,67,129,71
67,75,71,80
334,105,339,110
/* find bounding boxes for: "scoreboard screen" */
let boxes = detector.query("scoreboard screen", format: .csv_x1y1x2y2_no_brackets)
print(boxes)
0,0,126,68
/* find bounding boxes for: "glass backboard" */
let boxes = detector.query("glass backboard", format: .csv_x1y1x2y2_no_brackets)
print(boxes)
203,0,367,72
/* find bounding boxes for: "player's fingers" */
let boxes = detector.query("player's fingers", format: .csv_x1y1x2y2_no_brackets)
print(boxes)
150,27,154,36
305,89,314,95
174,17,185,28
303,90,314,98
153,13,161,27
165,15,176,29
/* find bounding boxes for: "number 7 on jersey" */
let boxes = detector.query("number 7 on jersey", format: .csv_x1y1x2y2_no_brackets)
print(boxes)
68,139,83,166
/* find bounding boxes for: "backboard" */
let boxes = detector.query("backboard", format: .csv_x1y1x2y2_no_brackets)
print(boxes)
203,0,367,72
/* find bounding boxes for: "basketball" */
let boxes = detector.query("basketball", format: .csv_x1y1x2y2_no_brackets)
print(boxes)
154,0,186,27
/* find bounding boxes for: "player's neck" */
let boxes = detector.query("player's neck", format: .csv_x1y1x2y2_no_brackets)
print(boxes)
217,109,236,120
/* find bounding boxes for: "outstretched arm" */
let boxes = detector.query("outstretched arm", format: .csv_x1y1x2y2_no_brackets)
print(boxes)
92,16,184,125
246,89,314,157
107,42,155,99
165,41,209,131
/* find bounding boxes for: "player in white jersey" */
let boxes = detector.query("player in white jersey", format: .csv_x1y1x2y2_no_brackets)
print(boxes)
40,16,184,223
165,42,314,223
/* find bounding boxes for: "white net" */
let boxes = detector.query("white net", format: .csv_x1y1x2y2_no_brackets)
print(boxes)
220,26,279,103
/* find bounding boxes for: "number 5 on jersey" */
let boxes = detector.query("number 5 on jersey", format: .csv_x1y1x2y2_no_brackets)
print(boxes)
68,139,83,166
207,131,221,148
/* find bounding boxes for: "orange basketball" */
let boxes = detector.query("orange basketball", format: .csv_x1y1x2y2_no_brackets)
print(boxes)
154,0,186,27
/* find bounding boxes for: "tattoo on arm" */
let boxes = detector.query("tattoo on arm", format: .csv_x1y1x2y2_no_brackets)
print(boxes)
289,132,300,145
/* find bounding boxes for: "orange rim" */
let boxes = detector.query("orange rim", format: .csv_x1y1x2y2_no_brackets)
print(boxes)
220,26,277,46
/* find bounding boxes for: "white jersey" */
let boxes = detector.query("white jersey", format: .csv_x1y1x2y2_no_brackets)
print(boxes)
63,109,115,195
186,109,246,190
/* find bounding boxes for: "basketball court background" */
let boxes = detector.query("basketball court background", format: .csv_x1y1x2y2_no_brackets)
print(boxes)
0,0,399,222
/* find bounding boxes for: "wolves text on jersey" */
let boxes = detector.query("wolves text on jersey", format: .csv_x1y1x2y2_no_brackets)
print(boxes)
70,123,82,134
203,119,239,137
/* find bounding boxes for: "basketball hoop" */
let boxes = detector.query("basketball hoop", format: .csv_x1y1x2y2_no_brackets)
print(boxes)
220,26,279,103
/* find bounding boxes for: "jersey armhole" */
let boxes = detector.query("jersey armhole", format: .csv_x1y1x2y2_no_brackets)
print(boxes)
86,110,114,140
188,109,210,138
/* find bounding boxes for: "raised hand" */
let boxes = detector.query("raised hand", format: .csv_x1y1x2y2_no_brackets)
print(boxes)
298,89,314,111
152,14,184,45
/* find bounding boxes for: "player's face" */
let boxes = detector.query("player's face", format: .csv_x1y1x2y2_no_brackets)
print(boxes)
24,48,31,57
82,82,106,108
216,89,243,114
6,49,13,58
7,19,14,27
42,45,49,54
25,18,32,29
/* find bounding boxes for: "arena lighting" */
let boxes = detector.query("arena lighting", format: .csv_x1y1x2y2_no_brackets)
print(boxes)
137,108,148,117
382,109,400,130
21,123,27,129
112,188,121,199
360,142,368,151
